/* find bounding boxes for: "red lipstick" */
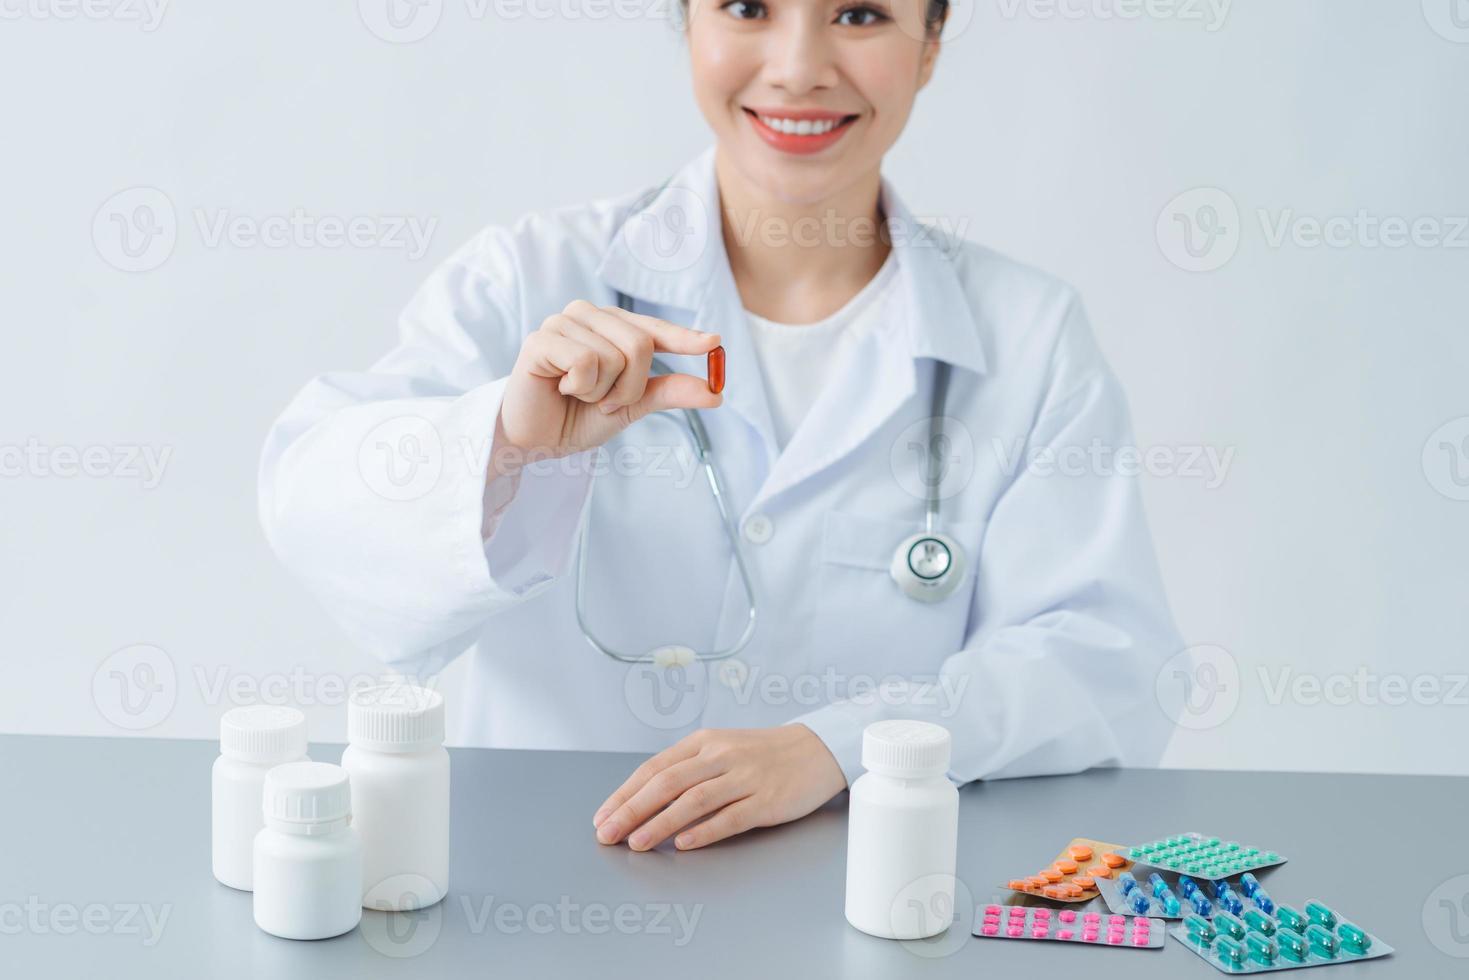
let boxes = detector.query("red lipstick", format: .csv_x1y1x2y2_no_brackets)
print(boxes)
743,107,859,156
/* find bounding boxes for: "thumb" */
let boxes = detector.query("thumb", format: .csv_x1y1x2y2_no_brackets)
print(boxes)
625,374,722,424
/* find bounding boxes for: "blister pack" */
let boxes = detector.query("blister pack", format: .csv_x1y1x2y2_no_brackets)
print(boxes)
1097,869,1278,921
973,904,1165,949
1169,896,1392,973
1129,833,1286,880
1002,837,1133,903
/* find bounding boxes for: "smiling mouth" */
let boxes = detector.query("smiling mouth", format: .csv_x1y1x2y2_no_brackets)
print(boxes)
742,107,861,136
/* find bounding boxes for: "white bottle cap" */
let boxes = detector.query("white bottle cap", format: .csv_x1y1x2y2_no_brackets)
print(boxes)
219,705,307,764
861,720,952,779
262,761,352,831
348,683,445,752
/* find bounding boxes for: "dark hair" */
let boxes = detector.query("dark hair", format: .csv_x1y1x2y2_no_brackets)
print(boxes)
679,1,951,38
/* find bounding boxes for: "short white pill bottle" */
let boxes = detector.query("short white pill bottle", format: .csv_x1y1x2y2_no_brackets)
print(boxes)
341,683,449,911
253,761,363,940
844,720,959,940
212,705,308,891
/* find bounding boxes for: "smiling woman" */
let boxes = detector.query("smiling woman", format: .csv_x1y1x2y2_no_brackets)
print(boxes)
260,0,1182,859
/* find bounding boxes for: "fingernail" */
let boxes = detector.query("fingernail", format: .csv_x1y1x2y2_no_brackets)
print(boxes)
593,808,610,827
598,402,616,415
596,822,619,844
629,831,650,850
675,834,693,849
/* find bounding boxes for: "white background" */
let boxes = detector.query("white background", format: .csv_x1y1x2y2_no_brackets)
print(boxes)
1,1,1465,775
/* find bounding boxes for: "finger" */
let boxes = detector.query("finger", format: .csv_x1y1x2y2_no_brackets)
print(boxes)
593,737,704,831
626,776,743,852
522,330,600,399
623,374,722,424
597,754,724,846
674,796,760,851
549,316,626,404
602,305,722,357
561,301,654,410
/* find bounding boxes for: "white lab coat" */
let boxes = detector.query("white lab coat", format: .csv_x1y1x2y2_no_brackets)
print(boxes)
259,144,1183,785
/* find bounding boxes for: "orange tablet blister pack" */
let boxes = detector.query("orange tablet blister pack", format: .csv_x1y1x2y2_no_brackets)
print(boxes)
1003,837,1135,904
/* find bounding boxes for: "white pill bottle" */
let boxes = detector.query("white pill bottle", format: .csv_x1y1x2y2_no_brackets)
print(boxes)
253,761,363,940
844,720,959,940
211,705,308,891
341,683,449,911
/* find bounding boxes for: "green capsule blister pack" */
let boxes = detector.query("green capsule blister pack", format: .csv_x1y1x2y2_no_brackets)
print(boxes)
1169,898,1393,973
1129,832,1287,881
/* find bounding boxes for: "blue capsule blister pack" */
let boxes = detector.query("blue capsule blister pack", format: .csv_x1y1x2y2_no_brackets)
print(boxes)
1097,869,1277,921
1168,894,1393,973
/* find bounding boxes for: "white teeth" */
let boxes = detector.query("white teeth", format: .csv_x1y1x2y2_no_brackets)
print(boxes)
757,115,844,136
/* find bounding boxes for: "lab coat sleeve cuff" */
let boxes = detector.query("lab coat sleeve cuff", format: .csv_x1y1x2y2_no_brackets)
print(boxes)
475,397,596,600
791,704,870,788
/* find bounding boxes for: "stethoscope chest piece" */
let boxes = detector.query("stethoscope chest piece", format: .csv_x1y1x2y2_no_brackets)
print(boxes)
890,531,966,603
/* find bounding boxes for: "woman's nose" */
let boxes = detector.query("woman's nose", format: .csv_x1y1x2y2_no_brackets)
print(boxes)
760,19,840,95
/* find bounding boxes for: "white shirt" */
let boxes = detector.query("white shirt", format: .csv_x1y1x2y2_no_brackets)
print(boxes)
258,143,1184,786
744,251,900,452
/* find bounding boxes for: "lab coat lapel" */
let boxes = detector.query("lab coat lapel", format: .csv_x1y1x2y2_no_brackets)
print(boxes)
747,175,988,512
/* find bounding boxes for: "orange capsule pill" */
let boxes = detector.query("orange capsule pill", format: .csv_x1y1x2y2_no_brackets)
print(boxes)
1007,879,1030,891
1040,870,1064,883
707,345,725,394
1043,886,1067,899
1054,860,1079,874
1101,852,1126,868
1068,845,1094,862
1028,876,1050,889
1071,877,1095,889
1087,865,1113,879
1063,883,1086,897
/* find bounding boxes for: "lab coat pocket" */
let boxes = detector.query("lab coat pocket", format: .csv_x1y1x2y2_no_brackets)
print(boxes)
814,509,982,681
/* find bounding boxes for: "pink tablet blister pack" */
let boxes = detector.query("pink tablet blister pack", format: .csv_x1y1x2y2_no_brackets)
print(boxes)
972,904,1166,949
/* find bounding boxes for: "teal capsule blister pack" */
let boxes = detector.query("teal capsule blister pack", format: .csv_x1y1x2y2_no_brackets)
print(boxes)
1129,833,1287,880
1168,898,1393,973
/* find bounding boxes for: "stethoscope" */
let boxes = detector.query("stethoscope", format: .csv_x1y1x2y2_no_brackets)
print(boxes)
572,288,965,666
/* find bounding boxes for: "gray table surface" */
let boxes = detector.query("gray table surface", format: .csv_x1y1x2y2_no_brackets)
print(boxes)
2,735,1462,977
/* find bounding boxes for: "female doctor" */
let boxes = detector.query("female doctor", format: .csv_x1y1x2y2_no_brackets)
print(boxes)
260,0,1182,853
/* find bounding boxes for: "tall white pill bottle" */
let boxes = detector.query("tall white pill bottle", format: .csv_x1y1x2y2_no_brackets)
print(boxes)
843,720,959,940
341,683,449,911
253,761,363,940
212,705,308,890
